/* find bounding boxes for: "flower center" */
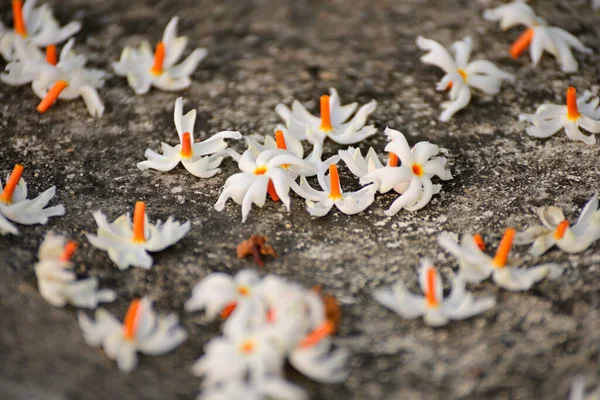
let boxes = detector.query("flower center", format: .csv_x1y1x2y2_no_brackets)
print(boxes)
458,69,467,81
412,163,423,177
388,152,399,167
220,301,237,319
37,80,69,114
237,286,250,296
12,0,27,37
180,132,193,159
554,220,570,240
239,339,256,354
328,164,342,200
150,41,165,76
59,241,78,262
473,234,486,251
123,298,141,340
299,321,334,348
46,45,57,66
319,95,333,132
492,228,515,268
132,201,147,243
566,87,580,121
0,164,24,205
510,28,534,59
425,267,439,308
254,166,267,175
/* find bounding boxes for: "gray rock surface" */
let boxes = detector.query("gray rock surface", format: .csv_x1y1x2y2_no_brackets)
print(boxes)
1,0,599,399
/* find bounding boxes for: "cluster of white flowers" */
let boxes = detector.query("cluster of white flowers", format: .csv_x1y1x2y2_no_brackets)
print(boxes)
484,0,592,73
0,163,65,235
79,296,188,373
35,232,115,308
185,270,346,399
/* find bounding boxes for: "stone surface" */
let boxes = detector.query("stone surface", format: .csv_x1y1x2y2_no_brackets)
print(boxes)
1,0,600,399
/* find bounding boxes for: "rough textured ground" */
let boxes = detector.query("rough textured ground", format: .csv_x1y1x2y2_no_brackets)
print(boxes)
1,0,600,399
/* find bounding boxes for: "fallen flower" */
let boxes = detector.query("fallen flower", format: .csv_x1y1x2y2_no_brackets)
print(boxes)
0,0,81,61
0,163,65,226
312,285,341,334
417,36,515,122
483,1,592,73
137,97,241,177
299,163,375,217
214,148,317,223
276,88,377,145
1,37,105,117
86,201,190,270
35,232,115,308
374,258,495,327
438,228,562,291
185,269,261,321
519,87,600,145
78,297,187,373
237,235,277,267
113,16,207,95
515,192,600,255
360,128,452,214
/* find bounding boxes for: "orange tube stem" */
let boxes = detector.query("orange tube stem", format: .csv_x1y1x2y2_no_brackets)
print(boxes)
132,202,146,243
36,80,68,113
46,45,57,65
150,41,165,75
493,228,516,268
473,234,486,251
510,28,534,59
329,164,342,199
425,268,438,307
566,87,580,121
554,220,570,240
59,241,78,262
12,0,26,36
275,130,287,150
1,164,24,204
299,321,334,348
180,132,193,159
319,95,333,132
123,298,141,339
388,152,399,167
267,180,279,201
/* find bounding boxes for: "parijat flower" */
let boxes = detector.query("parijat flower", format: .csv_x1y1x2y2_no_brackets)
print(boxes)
78,297,187,373
0,212,18,235
299,163,375,217
137,97,241,177
416,36,515,122
438,229,562,291
519,87,600,145
214,149,317,223
86,201,190,270
113,16,207,95
0,0,81,61
185,269,261,321
360,128,452,215
276,88,377,145
35,233,116,308
1,38,105,117
198,376,308,400
373,259,496,327
483,1,592,73
515,192,600,256
0,164,65,226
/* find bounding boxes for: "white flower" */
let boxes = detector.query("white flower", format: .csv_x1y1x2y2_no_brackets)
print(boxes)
0,212,18,235
288,336,348,384
185,269,261,321
483,1,592,73
416,36,515,122
1,37,105,117
214,148,317,223
137,97,241,178
360,128,452,215
374,258,496,327
192,327,285,387
515,192,600,256
438,228,563,291
569,376,600,400
243,126,330,177
198,377,308,400
0,163,65,226
519,87,600,145
78,297,187,373
0,0,81,61
113,16,207,95
276,88,377,145
35,233,116,308
299,162,375,217
86,201,190,270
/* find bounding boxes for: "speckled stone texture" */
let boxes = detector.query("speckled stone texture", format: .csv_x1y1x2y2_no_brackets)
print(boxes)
1,0,599,399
